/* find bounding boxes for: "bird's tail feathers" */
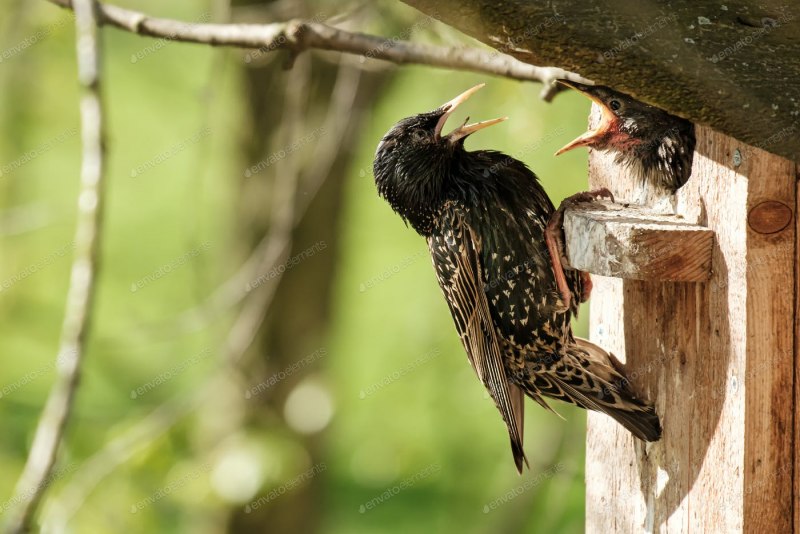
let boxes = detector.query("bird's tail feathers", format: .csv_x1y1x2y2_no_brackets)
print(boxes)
543,338,661,442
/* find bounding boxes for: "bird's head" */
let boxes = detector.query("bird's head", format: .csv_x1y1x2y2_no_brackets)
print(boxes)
555,81,659,155
555,80,695,191
373,84,506,234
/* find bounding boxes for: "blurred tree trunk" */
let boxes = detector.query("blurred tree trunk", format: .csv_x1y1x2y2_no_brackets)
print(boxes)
227,4,392,531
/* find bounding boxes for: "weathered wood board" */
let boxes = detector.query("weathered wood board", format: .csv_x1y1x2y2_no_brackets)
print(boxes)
562,201,714,282
576,112,796,532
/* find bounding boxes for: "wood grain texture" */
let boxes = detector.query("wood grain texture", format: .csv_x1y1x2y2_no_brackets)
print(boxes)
402,0,800,162
562,201,713,282
795,175,800,534
583,114,796,532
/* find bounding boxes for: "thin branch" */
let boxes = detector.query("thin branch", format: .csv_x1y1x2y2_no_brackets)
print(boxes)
7,0,106,532
40,59,345,527
46,0,590,100
41,212,296,529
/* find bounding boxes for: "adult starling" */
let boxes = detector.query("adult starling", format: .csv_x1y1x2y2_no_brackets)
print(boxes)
556,81,695,197
373,84,661,472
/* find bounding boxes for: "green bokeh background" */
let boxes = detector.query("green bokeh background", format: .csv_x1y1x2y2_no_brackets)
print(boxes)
0,1,594,532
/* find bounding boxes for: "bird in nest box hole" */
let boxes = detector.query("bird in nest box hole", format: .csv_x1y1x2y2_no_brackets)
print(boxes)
556,80,696,208
372,83,662,473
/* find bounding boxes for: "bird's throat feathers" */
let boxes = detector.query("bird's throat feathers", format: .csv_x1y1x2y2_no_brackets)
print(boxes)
374,148,451,235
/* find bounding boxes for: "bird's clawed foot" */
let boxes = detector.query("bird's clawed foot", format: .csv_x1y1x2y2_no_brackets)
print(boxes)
545,188,615,310
562,187,615,206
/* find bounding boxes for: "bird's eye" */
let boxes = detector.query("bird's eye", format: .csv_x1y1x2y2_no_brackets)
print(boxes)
609,99,621,111
411,129,428,142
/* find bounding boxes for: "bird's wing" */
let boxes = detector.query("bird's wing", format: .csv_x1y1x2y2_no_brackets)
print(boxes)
428,214,528,473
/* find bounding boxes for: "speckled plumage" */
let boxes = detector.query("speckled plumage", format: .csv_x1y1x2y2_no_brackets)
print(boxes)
373,88,661,472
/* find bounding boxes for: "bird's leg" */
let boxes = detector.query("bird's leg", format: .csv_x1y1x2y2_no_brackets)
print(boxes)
545,188,615,309
545,207,573,310
580,271,593,303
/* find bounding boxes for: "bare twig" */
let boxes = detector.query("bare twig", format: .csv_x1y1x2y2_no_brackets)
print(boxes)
40,219,295,529
40,58,344,528
45,0,589,99
7,0,106,532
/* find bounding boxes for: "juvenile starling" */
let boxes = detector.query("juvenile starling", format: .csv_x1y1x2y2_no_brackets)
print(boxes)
373,84,661,472
556,81,695,197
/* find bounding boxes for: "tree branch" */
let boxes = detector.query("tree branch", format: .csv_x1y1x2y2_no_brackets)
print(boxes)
46,0,590,100
7,0,106,532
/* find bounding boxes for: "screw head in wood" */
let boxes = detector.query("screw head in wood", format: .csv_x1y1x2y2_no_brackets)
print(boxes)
733,149,742,167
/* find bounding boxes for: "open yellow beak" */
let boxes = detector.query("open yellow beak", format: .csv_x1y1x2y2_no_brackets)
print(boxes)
434,84,508,142
554,80,618,156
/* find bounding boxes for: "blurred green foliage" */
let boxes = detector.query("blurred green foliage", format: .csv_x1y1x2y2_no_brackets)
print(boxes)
0,0,594,532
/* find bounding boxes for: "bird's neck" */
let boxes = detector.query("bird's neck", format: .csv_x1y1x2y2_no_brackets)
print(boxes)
619,144,679,195
621,125,694,196
380,165,449,236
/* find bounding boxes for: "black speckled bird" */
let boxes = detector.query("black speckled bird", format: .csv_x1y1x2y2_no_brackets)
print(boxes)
373,84,661,472
556,81,695,196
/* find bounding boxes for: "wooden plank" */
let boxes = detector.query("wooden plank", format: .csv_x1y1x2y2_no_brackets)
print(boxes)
562,201,713,282
794,174,800,534
583,111,796,532
740,129,795,534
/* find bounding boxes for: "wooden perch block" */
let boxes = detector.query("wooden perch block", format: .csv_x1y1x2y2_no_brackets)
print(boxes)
562,201,713,282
